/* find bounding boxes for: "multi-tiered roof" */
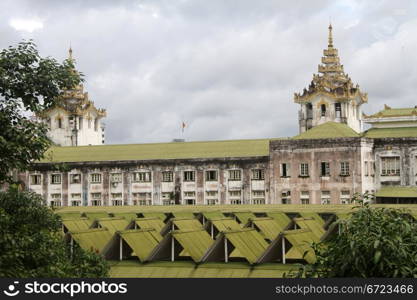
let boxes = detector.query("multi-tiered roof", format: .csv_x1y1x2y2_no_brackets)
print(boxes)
294,24,367,104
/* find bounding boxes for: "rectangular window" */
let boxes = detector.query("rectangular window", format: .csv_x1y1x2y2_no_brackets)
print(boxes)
112,200,123,206
132,192,152,205
206,191,218,197
71,193,81,199
281,190,291,204
205,170,218,181
51,174,61,184
70,173,81,184
252,190,265,205
110,173,122,183
50,194,62,207
71,200,81,206
230,199,242,205
90,173,102,183
301,191,310,204
321,190,331,205
70,194,81,206
340,162,350,176
162,192,174,205
183,191,196,205
229,190,241,197
300,163,309,177
132,171,152,182
365,161,369,176
206,199,217,205
111,193,122,199
30,174,41,185
90,193,102,206
320,162,330,177
183,171,195,182
162,171,173,182
281,163,290,177
252,169,265,180
229,170,241,181
335,103,341,118
381,157,400,176
340,190,351,204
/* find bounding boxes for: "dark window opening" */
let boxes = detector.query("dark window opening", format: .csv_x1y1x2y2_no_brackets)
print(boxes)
321,104,326,117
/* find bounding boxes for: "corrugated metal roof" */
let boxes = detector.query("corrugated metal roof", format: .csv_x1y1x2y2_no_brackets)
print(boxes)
299,212,325,227
82,211,110,220
233,212,256,225
173,229,214,262
120,229,162,261
283,229,316,264
142,212,166,221
173,218,204,231
211,218,242,232
375,186,417,198
62,218,91,232
294,218,325,241
266,211,291,229
293,122,359,140
225,228,269,264
364,127,417,138
40,138,273,163
69,228,113,253
202,211,225,220
96,218,129,234
249,217,285,240
135,217,165,232
172,211,195,218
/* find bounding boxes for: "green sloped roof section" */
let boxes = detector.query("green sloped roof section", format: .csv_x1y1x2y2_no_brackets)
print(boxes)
70,228,113,253
191,263,250,278
299,212,325,227
336,212,353,220
142,212,166,221
294,218,325,241
40,138,273,163
233,212,256,225
120,229,162,261
172,211,195,218
251,217,286,240
375,186,417,198
57,211,82,219
284,229,316,264
111,212,138,221
173,218,203,231
97,218,129,235
135,218,165,232
266,212,291,229
293,122,360,140
211,218,242,232
83,211,110,220
364,127,417,138
367,107,417,118
173,229,214,262
225,229,269,264
62,218,91,232
202,211,225,220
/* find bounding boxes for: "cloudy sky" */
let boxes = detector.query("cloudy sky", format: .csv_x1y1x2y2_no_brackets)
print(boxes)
1,0,416,144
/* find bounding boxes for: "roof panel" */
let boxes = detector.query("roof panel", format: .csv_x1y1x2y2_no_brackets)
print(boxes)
120,229,162,261
293,122,359,140
364,127,417,138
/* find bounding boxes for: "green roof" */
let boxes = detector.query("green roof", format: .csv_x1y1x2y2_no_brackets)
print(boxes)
62,218,91,232
119,229,162,261
366,107,417,118
283,229,317,264
363,127,417,138
293,218,325,241
266,212,291,229
293,122,360,140
173,230,214,262
142,212,167,221
172,211,195,219
248,217,285,241
224,229,269,264
134,217,166,233
40,138,273,163
202,211,225,220
375,186,417,198
233,212,256,225
69,228,113,253
299,212,325,227
95,218,129,235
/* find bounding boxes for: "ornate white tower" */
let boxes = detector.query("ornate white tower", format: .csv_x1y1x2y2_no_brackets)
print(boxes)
294,24,368,133
38,48,107,146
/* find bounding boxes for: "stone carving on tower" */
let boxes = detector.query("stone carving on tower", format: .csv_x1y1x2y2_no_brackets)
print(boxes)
37,48,107,146
294,24,367,133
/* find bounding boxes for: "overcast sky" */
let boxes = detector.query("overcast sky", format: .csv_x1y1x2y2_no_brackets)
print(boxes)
1,0,416,144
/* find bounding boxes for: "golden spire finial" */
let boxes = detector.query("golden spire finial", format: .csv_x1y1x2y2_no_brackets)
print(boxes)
328,23,333,48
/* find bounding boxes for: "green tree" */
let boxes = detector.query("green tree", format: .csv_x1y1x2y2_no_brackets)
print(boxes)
0,187,109,277
0,41,109,277
293,195,417,278
0,40,80,183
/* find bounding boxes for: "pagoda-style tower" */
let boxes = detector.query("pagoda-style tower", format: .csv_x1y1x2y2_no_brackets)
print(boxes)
294,24,367,133
37,48,107,146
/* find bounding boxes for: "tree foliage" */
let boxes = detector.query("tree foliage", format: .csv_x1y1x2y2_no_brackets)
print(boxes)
0,40,81,183
0,187,109,277
292,195,417,278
